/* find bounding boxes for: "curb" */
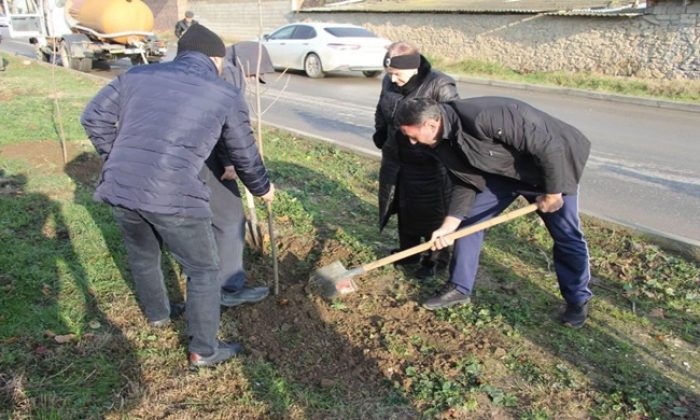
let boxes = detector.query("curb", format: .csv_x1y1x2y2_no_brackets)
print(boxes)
10,45,696,261
3,48,110,84
6,43,698,113
581,211,700,262
448,74,700,114
262,119,700,262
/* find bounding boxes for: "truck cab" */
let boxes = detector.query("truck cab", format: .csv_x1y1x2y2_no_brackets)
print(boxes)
1,0,44,38
1,0,166,71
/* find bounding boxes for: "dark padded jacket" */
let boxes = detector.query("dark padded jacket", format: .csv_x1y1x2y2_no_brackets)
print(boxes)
174,19,197,38
435,97,591,217
373,56,458,232
81,51,270,218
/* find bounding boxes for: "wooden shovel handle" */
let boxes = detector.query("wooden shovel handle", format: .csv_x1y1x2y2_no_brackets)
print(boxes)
362,203,539,272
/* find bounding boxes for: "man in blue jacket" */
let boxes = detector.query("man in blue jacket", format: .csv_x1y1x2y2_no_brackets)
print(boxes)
81,24,275,367
396,97,592,328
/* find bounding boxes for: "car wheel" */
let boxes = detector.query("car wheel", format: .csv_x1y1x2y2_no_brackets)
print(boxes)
362,70,382,78
304,53,324,78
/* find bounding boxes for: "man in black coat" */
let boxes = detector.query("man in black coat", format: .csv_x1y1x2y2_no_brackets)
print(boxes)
174,11,197,39
81,24,274,366
373,42,457,279
201,42,276,308
396,97,592,328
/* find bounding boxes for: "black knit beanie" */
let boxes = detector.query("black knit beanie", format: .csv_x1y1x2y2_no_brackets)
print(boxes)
177,23,226,58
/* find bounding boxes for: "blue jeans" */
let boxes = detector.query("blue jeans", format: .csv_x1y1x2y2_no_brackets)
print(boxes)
200,158,247,292
450,176,592,305
112,207,221,355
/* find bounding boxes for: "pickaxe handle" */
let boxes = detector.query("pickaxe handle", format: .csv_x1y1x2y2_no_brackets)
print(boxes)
362,203,539,273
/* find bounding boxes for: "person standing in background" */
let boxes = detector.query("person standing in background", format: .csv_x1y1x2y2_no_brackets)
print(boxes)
373,41,458,280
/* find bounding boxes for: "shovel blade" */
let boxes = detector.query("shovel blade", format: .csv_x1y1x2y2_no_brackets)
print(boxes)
308,260,358,298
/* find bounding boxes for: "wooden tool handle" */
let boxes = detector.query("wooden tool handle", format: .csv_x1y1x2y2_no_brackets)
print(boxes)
362,203,539,272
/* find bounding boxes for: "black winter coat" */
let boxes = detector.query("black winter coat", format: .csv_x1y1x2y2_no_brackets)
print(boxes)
435,97,591,217
81,51,270,218
373,56,458,234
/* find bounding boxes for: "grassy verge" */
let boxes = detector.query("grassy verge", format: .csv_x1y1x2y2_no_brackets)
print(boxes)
428,55,700,104
1,52,699,418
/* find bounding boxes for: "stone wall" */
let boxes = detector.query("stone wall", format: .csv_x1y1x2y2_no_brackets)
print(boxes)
295,4,700,80
164,1,699,79
186,0,293,41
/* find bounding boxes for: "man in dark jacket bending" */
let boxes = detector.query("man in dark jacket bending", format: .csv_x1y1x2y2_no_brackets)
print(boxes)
81,24,274,366
202,42,275,308
396,97,592,328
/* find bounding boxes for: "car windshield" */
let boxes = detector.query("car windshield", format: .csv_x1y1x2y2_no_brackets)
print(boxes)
323,27,376,38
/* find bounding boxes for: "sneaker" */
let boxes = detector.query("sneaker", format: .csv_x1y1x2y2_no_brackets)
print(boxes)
413,265,436,280
558,299,591,329
221,287,270,307
189,341,244,368
423,284,471,311
148,302,186,328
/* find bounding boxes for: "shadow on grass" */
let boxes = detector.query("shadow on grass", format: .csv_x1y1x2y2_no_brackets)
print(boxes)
64,153,185,307
0,169,142,417
226,159,417,418
472,219,700,417
266,158,383,272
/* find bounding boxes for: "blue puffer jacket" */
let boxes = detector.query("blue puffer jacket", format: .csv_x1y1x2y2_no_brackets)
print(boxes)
81,51,270,218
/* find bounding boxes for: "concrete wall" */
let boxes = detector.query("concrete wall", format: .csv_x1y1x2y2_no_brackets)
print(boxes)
295,4,700,80
186,0,293,41
164,1,699,79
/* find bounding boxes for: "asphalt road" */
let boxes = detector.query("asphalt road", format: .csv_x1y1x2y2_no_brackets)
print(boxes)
3,38,699,243
255,74,700,244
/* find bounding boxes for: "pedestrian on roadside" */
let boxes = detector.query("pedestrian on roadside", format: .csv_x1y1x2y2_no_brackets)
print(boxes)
174,10,197,39
200,41,276,308
396,97,593,328
373,41,458,280
81,24,274,367
0,33,5,71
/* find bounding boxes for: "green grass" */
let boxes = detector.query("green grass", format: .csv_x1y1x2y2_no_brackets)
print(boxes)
0,54,106,145
428,55,700,104
1,48,700,418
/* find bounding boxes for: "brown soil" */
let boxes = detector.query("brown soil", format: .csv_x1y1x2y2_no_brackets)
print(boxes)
0,141,583,418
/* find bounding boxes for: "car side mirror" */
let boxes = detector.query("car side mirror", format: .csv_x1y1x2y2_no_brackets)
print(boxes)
263,34,270,41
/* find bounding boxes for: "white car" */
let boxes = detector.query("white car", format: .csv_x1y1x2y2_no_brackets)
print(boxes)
261,22,391,78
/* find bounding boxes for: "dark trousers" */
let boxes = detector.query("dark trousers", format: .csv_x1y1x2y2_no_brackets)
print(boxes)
450,176,592,305
399,231,450,268
200,162,247,293
112,207,221,355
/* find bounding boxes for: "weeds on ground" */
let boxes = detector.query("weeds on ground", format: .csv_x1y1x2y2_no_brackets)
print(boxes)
1,49,699,418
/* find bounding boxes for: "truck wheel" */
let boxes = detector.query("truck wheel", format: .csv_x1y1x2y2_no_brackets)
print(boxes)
59,44,92,72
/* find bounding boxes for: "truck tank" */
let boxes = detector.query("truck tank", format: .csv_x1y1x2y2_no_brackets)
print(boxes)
67,0,155,45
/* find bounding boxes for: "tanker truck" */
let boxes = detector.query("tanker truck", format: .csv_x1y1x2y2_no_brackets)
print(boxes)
1,0,166,71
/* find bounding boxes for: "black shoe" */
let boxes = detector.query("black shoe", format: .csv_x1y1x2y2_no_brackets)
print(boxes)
391,249,421,267
559,299,591,329
423,284,471,311
189,341,244,367
221,287,270,307
148,302,186,328
413,265,436,280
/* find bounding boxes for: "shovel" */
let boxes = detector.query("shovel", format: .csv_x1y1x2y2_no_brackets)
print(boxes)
267,201,280,295
308,203,538,298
